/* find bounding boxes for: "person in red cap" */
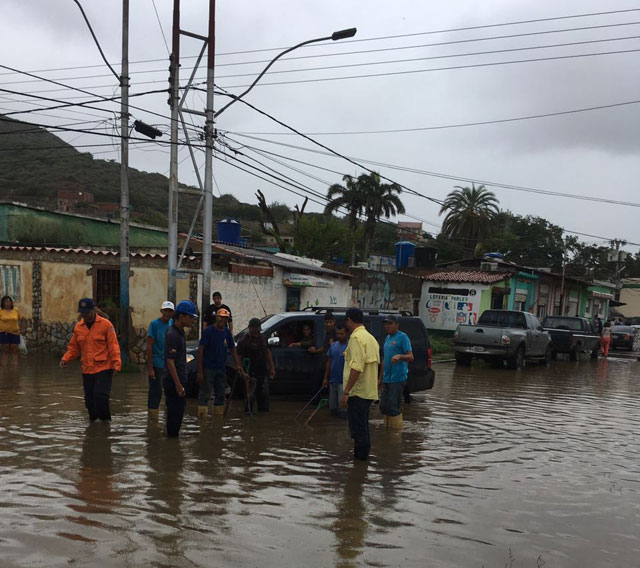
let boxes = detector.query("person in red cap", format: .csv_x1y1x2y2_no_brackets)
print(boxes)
60,298,121,421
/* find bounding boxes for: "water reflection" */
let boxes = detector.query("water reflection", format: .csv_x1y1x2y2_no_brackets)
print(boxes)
332,463,368,567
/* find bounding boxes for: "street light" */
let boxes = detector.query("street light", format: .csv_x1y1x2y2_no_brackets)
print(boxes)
214,27,357,118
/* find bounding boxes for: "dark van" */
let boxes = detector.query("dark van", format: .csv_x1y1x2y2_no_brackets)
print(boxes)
187,308,435,397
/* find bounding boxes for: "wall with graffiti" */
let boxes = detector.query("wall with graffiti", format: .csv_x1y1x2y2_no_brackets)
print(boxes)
349,268,422,312
420,281,488,331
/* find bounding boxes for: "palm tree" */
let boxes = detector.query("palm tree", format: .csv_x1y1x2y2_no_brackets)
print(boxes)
360,172,405,260
325,174,367,265
439,183,499,251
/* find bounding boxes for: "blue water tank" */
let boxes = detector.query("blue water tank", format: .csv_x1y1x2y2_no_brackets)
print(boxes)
217,218,241,244
395,241,416,270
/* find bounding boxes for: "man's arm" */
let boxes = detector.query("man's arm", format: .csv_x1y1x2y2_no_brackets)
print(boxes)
147,336,155,377
323,358,331,386
106,324,122,372
166,359,185,397
60,326,80,367
230,345,246,377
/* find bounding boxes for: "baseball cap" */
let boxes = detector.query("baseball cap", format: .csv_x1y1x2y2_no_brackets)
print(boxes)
78,298,95,313
248,317,262,329
175,300,199,317
161,301,175,311
383,315,399,324
216,308,231,318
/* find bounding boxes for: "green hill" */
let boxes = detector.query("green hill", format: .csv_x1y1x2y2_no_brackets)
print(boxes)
0,115,291,235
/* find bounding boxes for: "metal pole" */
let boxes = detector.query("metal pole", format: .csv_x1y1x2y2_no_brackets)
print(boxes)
167,0,180,303
201,0,215,317
119,0,130,364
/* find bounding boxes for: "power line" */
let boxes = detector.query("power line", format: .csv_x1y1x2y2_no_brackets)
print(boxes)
216,47,640,90
70,0,120,82
5,20,640,88
229,98,640,136
228,129,640,209
150,0,170,55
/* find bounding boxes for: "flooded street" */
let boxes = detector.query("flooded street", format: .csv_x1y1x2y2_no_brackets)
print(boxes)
1,356,639,568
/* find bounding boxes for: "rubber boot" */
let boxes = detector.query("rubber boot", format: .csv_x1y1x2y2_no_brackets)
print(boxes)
197,405,208,420
212,405,225,416
148,408,159,421
388,414,403,430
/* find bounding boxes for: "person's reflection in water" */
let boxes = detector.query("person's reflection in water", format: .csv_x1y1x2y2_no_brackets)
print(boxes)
331,463,369,568
146,434,185,520
72,422,120,516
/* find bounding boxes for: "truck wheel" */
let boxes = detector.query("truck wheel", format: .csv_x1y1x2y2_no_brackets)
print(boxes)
455,352,472,366
551,350,558,361
569,347,578,362
507,345,525,370
590,345,599,359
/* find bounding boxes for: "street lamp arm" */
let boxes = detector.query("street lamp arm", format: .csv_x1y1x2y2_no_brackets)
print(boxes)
214,28,356,118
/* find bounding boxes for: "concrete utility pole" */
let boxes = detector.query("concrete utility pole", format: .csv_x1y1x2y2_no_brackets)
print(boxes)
201,0,216,315
167,0,181,304
119,0,130,363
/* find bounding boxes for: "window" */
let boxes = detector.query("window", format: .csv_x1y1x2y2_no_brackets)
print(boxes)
93,267,120,328
537,304,546,318
478,311,526,328
269,319,316,348
0,265,21,301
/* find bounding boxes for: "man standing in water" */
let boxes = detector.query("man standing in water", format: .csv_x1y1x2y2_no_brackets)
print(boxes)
323,322,349,418
60,298,121,421
164,300,198,437
237,318,276,413
341,308,380,461
146,301,174,420
378,315,413,430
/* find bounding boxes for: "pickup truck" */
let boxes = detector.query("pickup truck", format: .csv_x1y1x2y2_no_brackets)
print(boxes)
453,310,551,369
542,316,600,360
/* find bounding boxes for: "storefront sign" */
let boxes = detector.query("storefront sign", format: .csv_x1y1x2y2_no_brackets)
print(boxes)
283,273,334,288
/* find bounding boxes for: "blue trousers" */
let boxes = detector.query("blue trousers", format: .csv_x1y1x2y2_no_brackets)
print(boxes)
148,367,164,409
82,370,113,421
198,368,227,407
163,375,186,438
347,396,373,461
379,380,406,417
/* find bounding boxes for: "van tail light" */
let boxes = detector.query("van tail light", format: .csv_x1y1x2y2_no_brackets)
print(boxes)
625,333,630,340
427,347,432,369
501,335,511,345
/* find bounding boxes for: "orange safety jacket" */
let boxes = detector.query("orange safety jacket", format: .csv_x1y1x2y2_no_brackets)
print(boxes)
61,314,122,374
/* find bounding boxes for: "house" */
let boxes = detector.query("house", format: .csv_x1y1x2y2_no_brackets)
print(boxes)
618,279,640,318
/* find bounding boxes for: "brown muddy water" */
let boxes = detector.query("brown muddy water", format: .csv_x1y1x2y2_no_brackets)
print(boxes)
0,356,639,567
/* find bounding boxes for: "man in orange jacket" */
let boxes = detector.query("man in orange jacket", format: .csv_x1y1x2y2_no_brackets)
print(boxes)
60,298,122,421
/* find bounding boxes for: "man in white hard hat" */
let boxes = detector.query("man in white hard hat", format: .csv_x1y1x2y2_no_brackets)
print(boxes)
146,300,175,419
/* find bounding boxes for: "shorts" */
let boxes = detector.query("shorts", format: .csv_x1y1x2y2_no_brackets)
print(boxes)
0,332,20,345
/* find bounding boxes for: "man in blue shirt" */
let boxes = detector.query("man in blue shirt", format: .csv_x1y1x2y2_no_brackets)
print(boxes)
197,308,246,418
146,301,174,419
379,315,413,430
322,323,348,418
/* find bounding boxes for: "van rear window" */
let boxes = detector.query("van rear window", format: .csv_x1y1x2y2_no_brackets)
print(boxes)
399,318,428,347
478,311,526,328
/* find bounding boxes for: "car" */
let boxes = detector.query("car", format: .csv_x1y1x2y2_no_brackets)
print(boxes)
186,308,435,398
453,310,551,369
611,325,635,351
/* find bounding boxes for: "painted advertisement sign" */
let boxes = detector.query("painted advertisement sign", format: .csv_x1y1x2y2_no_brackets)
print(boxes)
420,283,484,331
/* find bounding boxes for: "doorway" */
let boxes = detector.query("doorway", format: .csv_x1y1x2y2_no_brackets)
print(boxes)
285,288,301,312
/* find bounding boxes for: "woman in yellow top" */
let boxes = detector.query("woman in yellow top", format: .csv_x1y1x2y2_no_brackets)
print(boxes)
0,295,21,366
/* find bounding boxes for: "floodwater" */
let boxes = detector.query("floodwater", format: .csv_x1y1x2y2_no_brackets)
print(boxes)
1,354,639,568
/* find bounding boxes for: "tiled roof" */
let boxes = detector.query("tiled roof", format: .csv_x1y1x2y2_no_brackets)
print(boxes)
424,270,512,284
0,245,171,259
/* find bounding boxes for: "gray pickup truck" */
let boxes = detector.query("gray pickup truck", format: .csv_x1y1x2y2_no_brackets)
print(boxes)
453,310,551,369
542,316,600,360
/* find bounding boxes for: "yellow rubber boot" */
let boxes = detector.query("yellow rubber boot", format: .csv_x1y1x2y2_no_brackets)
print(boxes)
388,414,403,430
148,409,159,421
212,405,225,416
197,405,208,420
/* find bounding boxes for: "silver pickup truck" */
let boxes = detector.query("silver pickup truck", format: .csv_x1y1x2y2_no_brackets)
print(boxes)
453,310,551,369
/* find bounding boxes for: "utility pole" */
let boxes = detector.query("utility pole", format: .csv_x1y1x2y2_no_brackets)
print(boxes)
201,0,216,315
167,0,180,304
119,0,130,363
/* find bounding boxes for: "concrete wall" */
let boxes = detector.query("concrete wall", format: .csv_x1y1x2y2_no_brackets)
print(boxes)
349,268,421,312
42,261,93,322
131,267,190,328
300,276,352,311
619,282,640,317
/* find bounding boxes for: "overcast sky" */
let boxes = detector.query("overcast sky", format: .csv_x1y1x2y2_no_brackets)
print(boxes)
3,0,640,253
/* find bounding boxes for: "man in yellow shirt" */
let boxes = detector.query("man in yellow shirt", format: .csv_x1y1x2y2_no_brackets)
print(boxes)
341,307,380,461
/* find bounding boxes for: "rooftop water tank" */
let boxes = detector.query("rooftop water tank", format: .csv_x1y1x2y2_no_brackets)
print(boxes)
395,241,416,270
217,218,241,245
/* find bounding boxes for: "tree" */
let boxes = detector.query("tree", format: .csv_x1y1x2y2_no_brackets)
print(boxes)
439,183,499,252
325,174,367,265
293,214,355,261
361,172,405,261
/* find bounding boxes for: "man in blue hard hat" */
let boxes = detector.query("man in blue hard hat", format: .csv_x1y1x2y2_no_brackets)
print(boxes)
164,300,198,437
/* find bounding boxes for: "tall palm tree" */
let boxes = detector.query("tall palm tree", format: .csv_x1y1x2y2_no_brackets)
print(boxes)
361,172,405,260
439,183,499,251
325,174,367,265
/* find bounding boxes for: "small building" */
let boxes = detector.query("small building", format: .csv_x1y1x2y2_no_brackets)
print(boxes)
618,279,640,318
57,190,94,212
397,221,423,242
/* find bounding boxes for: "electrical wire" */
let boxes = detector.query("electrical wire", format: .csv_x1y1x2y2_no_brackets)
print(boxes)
150,0,170,55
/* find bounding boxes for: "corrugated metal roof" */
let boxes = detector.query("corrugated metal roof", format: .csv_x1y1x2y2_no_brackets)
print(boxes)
424,270,512,284
0,245,171,259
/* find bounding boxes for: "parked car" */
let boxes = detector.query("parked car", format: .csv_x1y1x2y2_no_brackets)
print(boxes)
453,310,551,369
186,308,435,398
625,316,640,335
542,316,600,360
611,325,635,351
